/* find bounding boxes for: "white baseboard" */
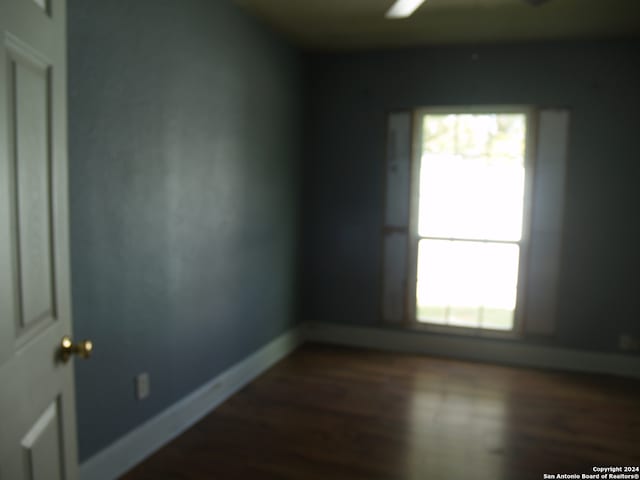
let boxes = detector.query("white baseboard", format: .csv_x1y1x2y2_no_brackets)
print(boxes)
80,321,639,480
304,322,640,380
79,326,305,480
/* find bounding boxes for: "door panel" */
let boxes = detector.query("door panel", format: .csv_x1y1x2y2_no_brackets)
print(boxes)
6,33,56,340
21,401,64,480
0,0,79,479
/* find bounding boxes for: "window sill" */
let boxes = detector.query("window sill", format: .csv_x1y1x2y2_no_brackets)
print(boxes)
406,320,523,340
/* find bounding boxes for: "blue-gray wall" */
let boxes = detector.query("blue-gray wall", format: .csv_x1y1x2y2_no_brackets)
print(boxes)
302,41,640,353
68,0,302,460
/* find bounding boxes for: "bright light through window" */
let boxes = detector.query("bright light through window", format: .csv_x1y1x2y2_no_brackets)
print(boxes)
415,112,527,331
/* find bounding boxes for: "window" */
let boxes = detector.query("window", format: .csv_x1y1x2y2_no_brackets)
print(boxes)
408,108,532,333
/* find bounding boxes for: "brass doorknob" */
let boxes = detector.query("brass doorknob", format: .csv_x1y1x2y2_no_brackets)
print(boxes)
60,336,93,363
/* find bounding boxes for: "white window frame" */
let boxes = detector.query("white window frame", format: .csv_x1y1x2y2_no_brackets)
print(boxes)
406,105,537,339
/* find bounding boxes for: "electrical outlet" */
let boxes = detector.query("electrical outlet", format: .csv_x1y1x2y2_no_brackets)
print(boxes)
136,372,150,400
618,334,640,352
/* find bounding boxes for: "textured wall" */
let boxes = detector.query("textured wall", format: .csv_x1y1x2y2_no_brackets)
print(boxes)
302,41,640,353
68,0,301,460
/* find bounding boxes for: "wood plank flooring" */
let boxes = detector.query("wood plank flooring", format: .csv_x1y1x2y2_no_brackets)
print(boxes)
120,343,640,480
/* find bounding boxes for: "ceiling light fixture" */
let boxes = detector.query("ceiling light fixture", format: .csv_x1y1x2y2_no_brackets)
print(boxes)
385,0,427,19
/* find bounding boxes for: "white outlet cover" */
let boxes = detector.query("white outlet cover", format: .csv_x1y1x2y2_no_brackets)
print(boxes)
136,373,150,400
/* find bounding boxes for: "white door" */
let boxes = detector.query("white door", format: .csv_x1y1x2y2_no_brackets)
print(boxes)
0,0,83,479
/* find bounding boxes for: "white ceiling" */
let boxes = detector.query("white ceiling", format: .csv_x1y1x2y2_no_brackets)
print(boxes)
234,0,640,49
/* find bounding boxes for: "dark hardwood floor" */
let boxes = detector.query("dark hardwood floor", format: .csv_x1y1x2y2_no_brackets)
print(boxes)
121,343,640,480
